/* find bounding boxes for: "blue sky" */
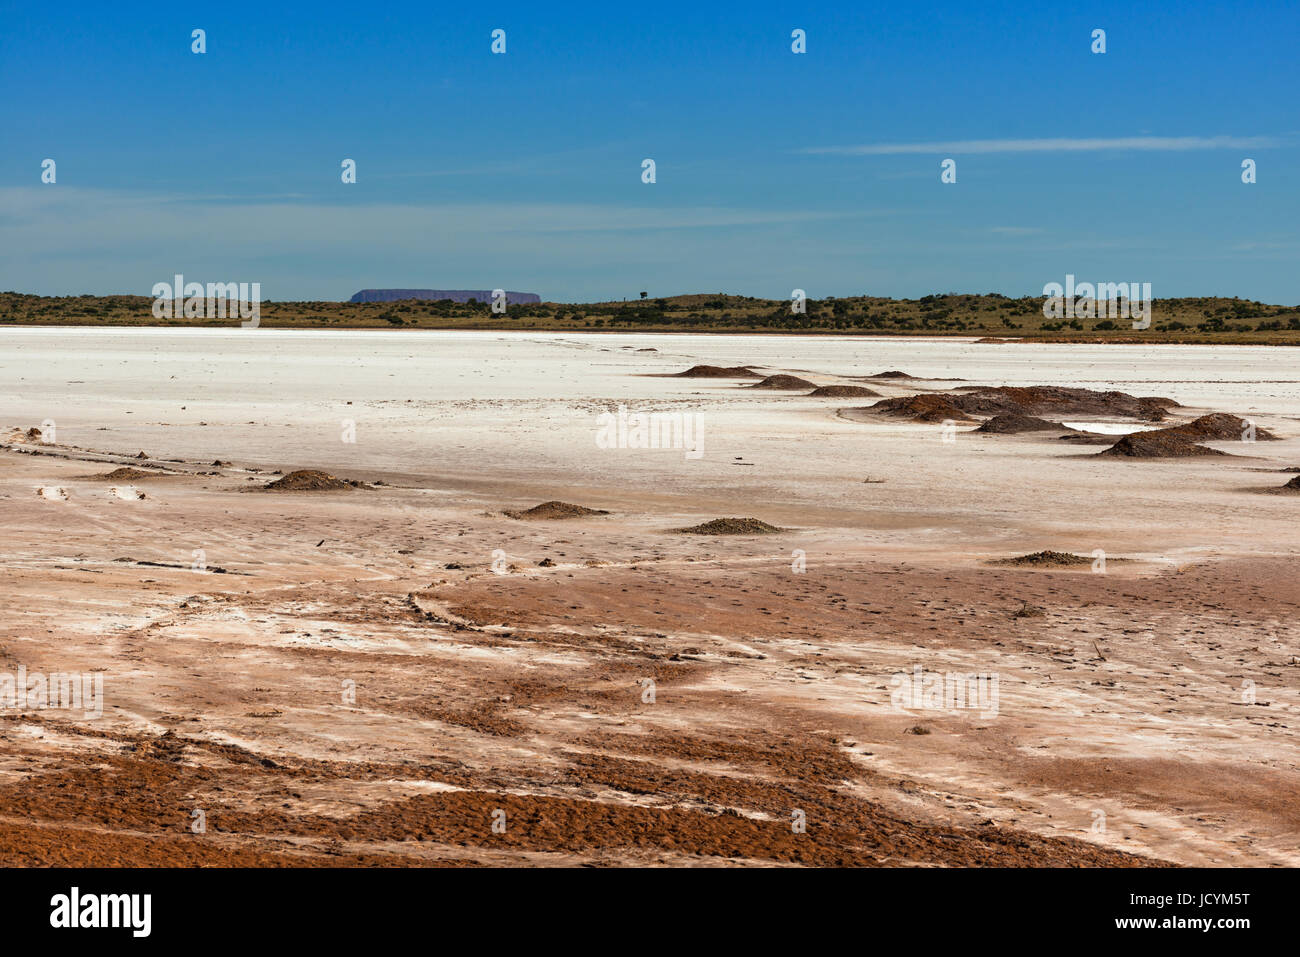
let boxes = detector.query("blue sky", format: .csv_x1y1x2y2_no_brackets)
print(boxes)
2,0,1297,302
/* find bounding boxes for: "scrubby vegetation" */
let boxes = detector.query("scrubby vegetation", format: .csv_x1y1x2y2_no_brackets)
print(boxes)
3,291,1299,344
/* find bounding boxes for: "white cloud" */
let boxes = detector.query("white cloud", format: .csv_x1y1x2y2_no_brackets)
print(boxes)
0,187,845,242
0,188,862,299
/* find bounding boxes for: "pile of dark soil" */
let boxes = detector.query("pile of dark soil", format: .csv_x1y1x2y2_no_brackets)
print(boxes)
1158,413,1277,442
675,517,784,535
975,414,1065,434
96,467,155,480
867,394,977,423
673,365,761,378
748,374,817,390
992,551,1093,566
807,385,881,398
869,370,917,379
948,386,1178,422
1257,475,1300,495
263,469,365,491
872,385,1184,427
1096,413,1274,458
1098,432,1226,458
504,501,609,520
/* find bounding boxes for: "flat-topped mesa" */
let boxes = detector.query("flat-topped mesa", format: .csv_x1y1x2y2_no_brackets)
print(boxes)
349,289,541,304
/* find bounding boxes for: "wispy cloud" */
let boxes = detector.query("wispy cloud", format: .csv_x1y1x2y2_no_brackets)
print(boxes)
0,188,863,299
0,188,849,239
801,135,1282,156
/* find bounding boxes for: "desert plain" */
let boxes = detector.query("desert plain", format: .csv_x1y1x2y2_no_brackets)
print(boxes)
0,328,1297,866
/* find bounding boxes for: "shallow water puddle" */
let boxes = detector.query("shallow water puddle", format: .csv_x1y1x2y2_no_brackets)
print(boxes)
1062,422,1159,435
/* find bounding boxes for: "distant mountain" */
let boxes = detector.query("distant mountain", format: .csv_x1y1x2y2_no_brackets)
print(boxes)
349,289,541,304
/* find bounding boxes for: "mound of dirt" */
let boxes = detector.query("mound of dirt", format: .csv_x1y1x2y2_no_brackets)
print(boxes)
866,394,977,424
1096,413,1272,459
992,551,1093,566
1098,432,1226,458
1159,413,1277,442
504,501,610,520
869,370,917,379
748,374,817,390
807,385,881,398
673,365,762,378
1282,476,1300,492
976,414,1066,434
675,517,784,535
948,386,1178,422
96,467,155,480
263,469,364,491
